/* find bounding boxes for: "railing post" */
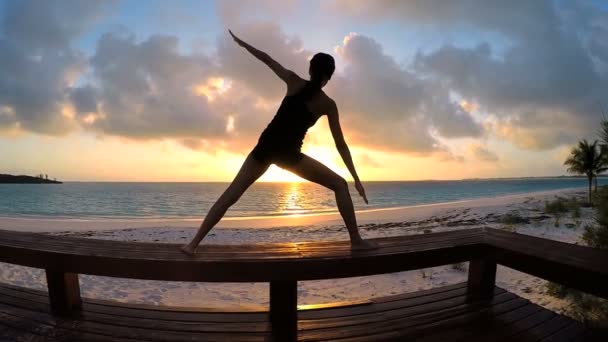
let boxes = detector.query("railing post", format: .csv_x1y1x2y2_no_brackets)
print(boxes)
270,280,297,342
45,270,82,317
467,259,496,301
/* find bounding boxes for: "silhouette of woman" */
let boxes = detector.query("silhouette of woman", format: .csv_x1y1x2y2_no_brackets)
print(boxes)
181,30,375,254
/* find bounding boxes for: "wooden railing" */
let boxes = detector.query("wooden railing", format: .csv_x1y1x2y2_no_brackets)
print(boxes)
0,227,607,341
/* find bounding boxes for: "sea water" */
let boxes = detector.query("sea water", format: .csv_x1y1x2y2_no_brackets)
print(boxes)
0,178,603,220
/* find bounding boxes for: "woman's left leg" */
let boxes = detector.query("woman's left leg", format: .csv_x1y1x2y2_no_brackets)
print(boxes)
181,153,269,254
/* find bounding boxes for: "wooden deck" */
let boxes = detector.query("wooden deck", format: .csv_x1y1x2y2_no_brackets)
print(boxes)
0,281,600,341
1,227,607,341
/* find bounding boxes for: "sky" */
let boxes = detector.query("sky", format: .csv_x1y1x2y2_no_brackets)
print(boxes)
1,0,608,182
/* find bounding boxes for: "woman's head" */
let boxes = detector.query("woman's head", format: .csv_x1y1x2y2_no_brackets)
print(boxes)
309,53,335,87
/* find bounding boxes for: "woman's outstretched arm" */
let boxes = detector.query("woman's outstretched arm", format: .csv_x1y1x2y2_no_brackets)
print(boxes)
327,100,369,204
229,29,296,84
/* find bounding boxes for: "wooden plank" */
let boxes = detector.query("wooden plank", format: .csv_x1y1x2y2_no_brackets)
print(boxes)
449,304,545,341
299,285,483,321
297,289,513,341
0,228,483,257
0,277,462,316
0,282,496,334
0,228,485,251
0,284,270,324
538,321,587,341
393,296,540,341
492,308,557,340
0,310,144,342
0,300,268,342
270,280,298,342
0,321,59,342
4,282,495,339
0,290,271,334
403,298,526,342
0,229,488,282
0,229,484,280
78,310,271,333
301,294,519,341
369,282,467,303
573,330,606,342
486,229,608,265
486,232,607,273
322,330,402,342
486,231,608,299
0,281,593,342
0,243,486,283
515,315,579,341
56,320,269,342
45,270,81,317
0,310,61,341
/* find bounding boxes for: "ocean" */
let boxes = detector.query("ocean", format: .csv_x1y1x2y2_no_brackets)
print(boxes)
0,178,602,220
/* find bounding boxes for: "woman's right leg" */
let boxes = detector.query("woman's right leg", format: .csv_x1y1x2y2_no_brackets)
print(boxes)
280,154,374,249
181,153,269,254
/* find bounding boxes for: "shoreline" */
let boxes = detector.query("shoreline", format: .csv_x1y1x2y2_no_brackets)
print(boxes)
0,187,586,233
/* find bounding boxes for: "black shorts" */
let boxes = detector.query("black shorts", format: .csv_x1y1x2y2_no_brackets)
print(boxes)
251,143,304,168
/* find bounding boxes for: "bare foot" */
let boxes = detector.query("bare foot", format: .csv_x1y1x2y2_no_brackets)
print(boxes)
350,239,379,250
180,244,197,256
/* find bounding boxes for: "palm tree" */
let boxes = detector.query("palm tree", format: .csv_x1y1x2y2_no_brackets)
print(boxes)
564,140,608,204
598,112,608,146
597,115,608,191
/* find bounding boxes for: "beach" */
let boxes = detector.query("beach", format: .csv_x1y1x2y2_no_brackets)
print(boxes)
0,187,591,314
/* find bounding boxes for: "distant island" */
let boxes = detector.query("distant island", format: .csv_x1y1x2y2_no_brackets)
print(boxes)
0,174,62,184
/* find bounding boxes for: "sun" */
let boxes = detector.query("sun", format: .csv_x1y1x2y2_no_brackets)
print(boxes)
258,165,306,182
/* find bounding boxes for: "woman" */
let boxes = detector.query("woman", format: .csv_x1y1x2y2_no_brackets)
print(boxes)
181,30,375,254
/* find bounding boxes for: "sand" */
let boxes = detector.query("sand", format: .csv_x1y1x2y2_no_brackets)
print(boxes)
0,187,591,314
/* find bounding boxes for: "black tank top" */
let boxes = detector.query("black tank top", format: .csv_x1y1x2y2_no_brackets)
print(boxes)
256,81,321,152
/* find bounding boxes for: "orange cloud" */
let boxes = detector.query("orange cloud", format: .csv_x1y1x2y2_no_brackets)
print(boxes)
459,100,478,113
193,77,232,102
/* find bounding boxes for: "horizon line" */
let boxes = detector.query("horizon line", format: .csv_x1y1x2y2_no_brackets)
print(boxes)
29,175,607,183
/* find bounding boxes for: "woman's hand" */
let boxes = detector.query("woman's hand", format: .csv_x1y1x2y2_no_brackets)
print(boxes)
229,29,245,47
355,180,369,204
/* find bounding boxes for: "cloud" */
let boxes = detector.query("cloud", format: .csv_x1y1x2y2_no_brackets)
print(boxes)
469,144,499,162
0,0,484,158
332,0,557,39
0,0,114,135
3,0,115,50
61,22,307,152
69,85,99,116
329,33,483,153
0,106,16,128
0,42,84,134
335,0,608,150
217,0,297,25
9,0,601,164
493,113,578,150
69,24,485,156
78,32,230,142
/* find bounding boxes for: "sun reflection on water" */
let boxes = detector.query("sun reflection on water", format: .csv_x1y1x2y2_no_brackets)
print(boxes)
278,182,308,216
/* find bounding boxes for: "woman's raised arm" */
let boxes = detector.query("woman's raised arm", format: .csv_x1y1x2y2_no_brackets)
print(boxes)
229,29,297,84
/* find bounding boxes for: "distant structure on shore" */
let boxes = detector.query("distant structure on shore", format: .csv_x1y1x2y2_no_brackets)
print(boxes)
0,174,62,184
